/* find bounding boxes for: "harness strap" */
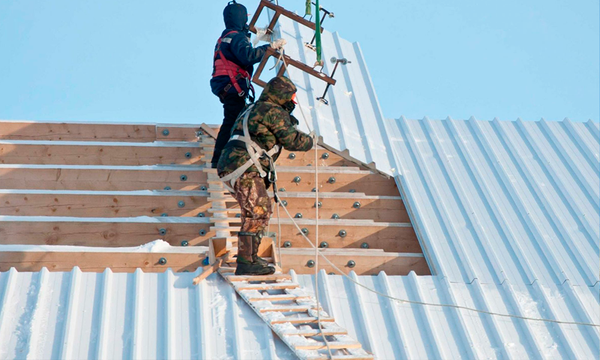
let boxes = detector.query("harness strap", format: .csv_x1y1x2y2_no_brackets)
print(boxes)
213,31,251,98
219,104,280,191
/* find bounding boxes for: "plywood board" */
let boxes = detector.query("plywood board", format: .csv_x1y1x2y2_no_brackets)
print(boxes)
0,143,202,165
0,167,207,191
0,251,206,272
0,222,213,247
0,193,212,217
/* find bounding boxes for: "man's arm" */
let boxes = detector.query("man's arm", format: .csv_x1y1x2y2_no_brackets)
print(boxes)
230,33,270,67
265,108,313,152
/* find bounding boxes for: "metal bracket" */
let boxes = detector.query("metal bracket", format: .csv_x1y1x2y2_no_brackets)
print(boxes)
316,57,351,105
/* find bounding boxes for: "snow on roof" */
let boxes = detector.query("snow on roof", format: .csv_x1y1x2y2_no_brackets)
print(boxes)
0,268,597,359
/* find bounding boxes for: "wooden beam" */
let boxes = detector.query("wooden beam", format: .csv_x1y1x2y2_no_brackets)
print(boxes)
280,249,431,276
266,222,420,253
273,195,410,223
274,171,398,196
0,166,208,191
0,121,157,142
0,192,212,217
156,125,200,142
0,142,203,165
0,220,213,247
0,251,206,273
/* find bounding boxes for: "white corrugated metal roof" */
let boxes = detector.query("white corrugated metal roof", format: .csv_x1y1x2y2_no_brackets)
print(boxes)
390,117,600,287
1,268,598,360
276,16,599,288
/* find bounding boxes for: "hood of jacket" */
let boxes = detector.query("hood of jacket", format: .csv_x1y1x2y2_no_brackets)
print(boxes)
223,3,248,31
258,76,297,106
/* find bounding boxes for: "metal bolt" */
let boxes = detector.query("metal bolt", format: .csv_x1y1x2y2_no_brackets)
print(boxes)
295,213,303,219
361,242,369,249
162,129,170,136
301,228,309,235
293,176,301,183
349,189,356,193
328,177,336,184
181,240,189,247
200,186,207,191
159,257,167,265
338,229,347,237
178,201,185,208
164,186,172,191
197,212,205,218
283,241,292,248
199,229,206,236
281,200,288,206
161,213,169,217
202,257,210,266
279,188,286,192
321,153,330,159
235,213,241,218
185,152,192,159
315,201,322,208
289,153,296,159
347,260,356,268
159,228,167,235
312,188,317,192
319,241,329,248
353,201,361,209
306,260,315,268
328,272,335,275
332,213,340,219
180,175,188,182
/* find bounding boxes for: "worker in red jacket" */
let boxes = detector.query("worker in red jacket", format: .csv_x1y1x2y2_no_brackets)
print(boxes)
210,1,285,168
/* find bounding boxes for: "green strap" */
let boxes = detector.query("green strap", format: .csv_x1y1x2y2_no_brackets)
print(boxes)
315,0,322,65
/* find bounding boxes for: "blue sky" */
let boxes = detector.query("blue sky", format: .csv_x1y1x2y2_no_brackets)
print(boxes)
0,0,597,124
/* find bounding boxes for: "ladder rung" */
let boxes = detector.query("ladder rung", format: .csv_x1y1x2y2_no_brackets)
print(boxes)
259,305,319,313
235,283,300,291
307,355,374,360
294,342,363,351
281,328,348,337
270,317,335,325
227,274,292,282
248,294,310,302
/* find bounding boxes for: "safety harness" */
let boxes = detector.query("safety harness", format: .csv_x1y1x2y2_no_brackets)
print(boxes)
219,104,280,192
212,30,255,100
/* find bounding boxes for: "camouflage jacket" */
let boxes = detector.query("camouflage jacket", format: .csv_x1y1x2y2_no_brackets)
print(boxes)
217,76,313,177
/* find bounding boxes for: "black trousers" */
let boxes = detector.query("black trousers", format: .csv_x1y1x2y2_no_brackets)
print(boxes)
211,93,246,166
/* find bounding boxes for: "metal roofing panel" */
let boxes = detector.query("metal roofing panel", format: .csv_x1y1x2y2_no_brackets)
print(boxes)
275,16,397,175
1,268,597,360
390,117,600,286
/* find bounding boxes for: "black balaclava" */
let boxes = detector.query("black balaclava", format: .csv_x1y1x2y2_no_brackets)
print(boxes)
223,2,248,31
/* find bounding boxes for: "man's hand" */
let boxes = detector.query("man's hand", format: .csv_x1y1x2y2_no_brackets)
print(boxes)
252,27,271,46
271,38,287,50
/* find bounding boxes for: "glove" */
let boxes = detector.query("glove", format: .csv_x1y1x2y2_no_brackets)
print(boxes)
271,38,287,50
289,115,300,126
252,27,271,46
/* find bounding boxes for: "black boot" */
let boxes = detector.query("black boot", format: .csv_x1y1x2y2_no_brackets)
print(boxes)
235,233,275,276
252,232,269,266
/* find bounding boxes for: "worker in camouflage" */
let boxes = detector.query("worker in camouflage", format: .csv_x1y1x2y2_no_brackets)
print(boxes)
218,76,313,275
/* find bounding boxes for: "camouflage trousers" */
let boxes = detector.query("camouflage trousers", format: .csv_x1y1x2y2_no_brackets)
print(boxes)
233,172,272,234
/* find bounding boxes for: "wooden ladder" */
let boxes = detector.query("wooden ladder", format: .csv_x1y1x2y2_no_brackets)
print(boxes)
219,269,374,360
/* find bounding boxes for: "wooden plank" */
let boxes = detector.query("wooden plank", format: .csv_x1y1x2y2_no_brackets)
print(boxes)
266,222,420,253
0,143,202,165
0,121,157,141
248,294,311,302
234,283,300,291
0,221,213,247
226,273,292,282
275,172,398,196
280,329,348,336
0,167,207,191
273,196,410,223
192,257,224,285
0,251,205,272
270,317,335,325
198,123,218,139
280,249,431,276
0,193,211,217
156,125,200,142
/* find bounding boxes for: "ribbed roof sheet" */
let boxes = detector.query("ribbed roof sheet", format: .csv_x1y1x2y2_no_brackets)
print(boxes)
1,268,598,360
390,117,600,287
